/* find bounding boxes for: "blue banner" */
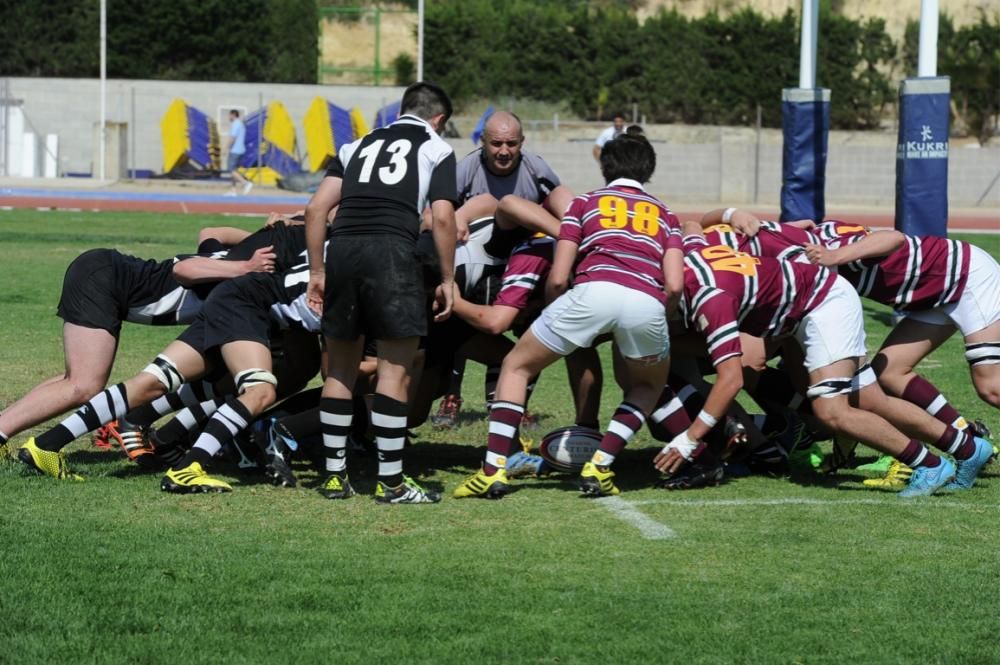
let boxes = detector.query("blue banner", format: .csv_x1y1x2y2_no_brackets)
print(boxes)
780,88,830,223
895,77,950,237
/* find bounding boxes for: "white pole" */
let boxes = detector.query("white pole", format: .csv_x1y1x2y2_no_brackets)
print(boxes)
918,0,939,77
99,0,106,181
417,0,424,81
798,0,819,88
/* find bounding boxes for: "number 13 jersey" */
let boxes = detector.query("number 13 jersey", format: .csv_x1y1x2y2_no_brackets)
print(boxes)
559,178,682,304
325,114,458,242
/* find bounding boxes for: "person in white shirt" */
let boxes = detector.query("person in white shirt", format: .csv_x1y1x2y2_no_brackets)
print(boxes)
592,111,626,162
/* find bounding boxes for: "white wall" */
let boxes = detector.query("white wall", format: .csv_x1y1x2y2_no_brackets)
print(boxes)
7,77,999,208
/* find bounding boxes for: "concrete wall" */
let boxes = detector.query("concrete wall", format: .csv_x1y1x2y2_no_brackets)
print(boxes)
6,77,998,208
6,77,405,176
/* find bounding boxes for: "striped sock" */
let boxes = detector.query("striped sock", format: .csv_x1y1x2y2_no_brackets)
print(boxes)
174,398,252,470
902,376,969,432
320,397,353,474
592,402,646,467
484,401,524,474
897,439,941,469
372,394,408,487
36,383,129,452
648,387,693,441
0,430,8,446
153,396,226,446
935,425,976,461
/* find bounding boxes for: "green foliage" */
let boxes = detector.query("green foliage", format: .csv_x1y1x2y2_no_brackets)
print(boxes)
0,0,317,83
425,1,896,128
903,12,1000,143
392,53,416,86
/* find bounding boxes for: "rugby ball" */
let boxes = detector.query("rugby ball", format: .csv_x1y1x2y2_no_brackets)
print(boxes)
539,426,603,472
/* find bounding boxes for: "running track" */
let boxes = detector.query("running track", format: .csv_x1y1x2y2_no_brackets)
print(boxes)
1,186,996,232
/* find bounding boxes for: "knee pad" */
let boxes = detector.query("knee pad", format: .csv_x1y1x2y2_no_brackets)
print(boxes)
806,376,854,400
234,368,277,394
966,342,1000,367
143,354,185,393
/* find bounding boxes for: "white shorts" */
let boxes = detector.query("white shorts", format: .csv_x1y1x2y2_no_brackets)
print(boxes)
904,245,1000,337
530,281,668,360
794,275,868,372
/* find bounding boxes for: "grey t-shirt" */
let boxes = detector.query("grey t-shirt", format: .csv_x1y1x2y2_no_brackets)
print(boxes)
455,149,560,205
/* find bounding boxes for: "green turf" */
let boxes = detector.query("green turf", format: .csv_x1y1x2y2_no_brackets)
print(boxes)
1,209,998,664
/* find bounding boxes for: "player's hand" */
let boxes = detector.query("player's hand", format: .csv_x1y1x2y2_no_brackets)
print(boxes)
307,272,325,316
248,246,277,273
731,210,761,237
803,243,834,266
787,218,817,229
433,281,455,322
455,218,470,243
265,212,284,227
653,431,698,474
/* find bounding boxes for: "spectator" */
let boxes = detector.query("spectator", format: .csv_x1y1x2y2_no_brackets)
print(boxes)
592,111,626,161
227,109,252,196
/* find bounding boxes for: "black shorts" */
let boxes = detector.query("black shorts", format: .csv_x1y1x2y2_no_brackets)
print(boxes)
56,249,123,334
176,276,275,354
322,235,427,341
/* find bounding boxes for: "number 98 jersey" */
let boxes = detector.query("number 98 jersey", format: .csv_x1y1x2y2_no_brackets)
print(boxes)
559,178,682,304
326,114,458,242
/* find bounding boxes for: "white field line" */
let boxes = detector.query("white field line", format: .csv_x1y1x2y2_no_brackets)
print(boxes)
627,497,1000,509
596,496,677,540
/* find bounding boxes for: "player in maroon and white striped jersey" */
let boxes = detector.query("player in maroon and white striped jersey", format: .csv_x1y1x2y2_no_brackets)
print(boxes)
453,135,684,499
657,224,988,497
803,223,998,488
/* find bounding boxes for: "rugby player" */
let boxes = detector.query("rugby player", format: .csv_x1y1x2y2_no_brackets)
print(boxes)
453,134,684,499
306,81,457,504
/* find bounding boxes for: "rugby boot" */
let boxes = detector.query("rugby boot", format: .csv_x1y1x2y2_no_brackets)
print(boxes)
863,459,912,489
656,461,724,490
160,462,232,494
18,438,83,481
579,462,620,497
943,437,993,491
375,476,441,504
899,458,955,498
431,394,462,430
453,467,510,499
318,472,356,500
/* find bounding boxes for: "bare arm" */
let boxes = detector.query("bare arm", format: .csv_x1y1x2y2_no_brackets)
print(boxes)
304,175,343,315
173,246,276,285
496,194,561,238
543,185,574,220
198,226,253,248
451,291,519,335
662,247,684,316
431,198,457,321
546,238,578,303
592,144,602,162
804,230,904,267
700,207,761,236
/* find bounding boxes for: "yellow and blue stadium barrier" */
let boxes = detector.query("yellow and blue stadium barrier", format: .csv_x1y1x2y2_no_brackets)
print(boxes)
373,101,400,129
303,97,370,173
241,101,301,186
161,99,220,174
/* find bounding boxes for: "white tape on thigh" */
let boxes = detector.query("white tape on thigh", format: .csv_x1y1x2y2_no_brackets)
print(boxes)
142,354,185,392
806,376,855,400
852,363,878,391
234,368,277,394
965,342,1000,367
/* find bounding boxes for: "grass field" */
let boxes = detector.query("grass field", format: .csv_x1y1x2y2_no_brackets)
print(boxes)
1,209,998,665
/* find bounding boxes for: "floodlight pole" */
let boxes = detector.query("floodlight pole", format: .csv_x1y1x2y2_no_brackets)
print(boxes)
918,0,938,76
417,0,424,81
99,0,107,181
798,0,818,88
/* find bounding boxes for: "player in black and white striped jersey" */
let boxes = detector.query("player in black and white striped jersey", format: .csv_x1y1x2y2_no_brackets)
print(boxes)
17,260,324,490
0,242,275,454
306,81,458,504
